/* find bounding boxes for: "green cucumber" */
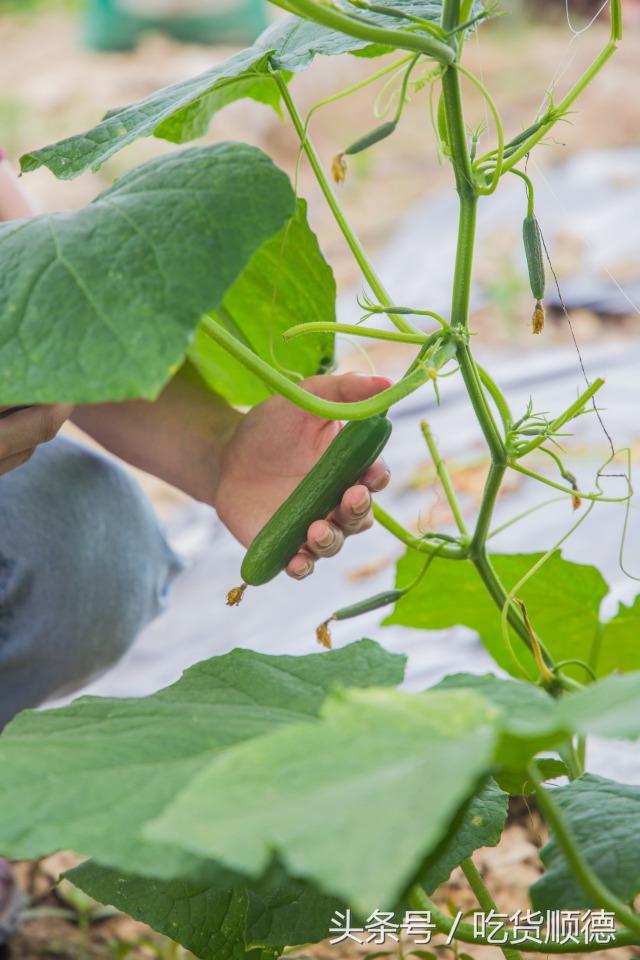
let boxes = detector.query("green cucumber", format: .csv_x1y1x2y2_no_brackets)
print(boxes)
332,589,404,620
522,213,545,302
241,414,392,586
316,588,403,648
344,121,398,157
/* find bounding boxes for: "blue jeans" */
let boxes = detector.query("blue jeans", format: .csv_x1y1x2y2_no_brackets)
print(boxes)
0,437,184,729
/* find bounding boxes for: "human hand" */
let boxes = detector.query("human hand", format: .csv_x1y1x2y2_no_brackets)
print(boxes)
0,405,73,476
215,373,392,579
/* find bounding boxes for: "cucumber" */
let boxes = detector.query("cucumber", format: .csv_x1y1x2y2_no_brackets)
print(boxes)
241,414,392,586
344,121,398,157
522,214,545,302
332,589,404,620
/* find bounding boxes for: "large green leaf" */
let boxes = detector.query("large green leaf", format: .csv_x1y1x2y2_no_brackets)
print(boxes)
384,551,608,680
419,779,508,894
433,673,563,769
69,859,338,959
595,594,640,676
531,774,640,911
433,671,640,769
556,671,640,740
20,48,273,180
147,687,498,912
19,1,477,180
189,200,335,406
0,640,404,877
0,144,295,405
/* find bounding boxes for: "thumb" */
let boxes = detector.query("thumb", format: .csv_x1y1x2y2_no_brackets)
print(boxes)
300,372,393,405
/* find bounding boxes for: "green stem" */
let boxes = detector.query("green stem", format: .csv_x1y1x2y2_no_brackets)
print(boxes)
471,462,504,554
499,0,622,175
529,760,640,936
473,547,553,668
200,315,429,420
274,71,415,336
420,421,468,536
453,63,504,195
509,167,535,217
509,462,629,503
407,885,640,953
477,364,512,433
439,38,506,462
557,740,583,780
515,379,605,457
372,502,467,559
348,0,446,38
295,54,414,187
461,859,523,960
271,0,456,63
283,322,434,346
488,495,567,539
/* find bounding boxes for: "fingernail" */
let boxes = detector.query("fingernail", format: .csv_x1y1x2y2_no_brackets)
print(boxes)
369,469,391,493
316,526,335,548
296,559,312,578
353,491,370,515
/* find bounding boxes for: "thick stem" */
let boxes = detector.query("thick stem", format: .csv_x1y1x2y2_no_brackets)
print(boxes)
452,204,506,462
439,50,506,462
529,761,640,936
272,0,455,64
471,462,504,555
283,322,434,346
461,859,523,960
200,315,429,420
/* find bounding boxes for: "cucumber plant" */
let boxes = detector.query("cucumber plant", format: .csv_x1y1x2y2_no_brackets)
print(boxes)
1,1,639,958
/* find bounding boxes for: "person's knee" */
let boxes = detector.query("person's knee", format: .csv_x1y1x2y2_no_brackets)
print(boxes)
0,437,184,725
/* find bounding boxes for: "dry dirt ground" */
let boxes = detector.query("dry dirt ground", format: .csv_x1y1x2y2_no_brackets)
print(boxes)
2,4,640,958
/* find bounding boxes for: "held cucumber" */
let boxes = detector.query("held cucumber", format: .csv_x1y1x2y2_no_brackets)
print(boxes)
241,414,392,586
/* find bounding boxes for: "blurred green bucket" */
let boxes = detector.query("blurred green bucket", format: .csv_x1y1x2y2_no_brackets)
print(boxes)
84,0,268,50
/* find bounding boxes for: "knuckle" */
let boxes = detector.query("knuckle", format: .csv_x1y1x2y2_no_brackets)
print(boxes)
36,407,62,444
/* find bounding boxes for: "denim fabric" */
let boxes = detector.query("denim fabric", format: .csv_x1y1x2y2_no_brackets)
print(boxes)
0,436,184,728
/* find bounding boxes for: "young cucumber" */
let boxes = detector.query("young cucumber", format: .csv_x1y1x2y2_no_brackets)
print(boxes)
241,414,392,586
522,214,545,302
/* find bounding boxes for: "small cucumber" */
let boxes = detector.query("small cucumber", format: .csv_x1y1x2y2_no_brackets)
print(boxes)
241,414,392,586
344,121,398,157
316,588,403,648
522,214,545,302
332,589,404,620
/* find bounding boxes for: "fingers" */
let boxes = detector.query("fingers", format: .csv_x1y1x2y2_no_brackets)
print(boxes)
286,549,315,580
285,518,345,580
361,458,391,493
300,372,393,405
307,519,345,558
332,484,374,533
284,461,391,580
0,404,72,463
